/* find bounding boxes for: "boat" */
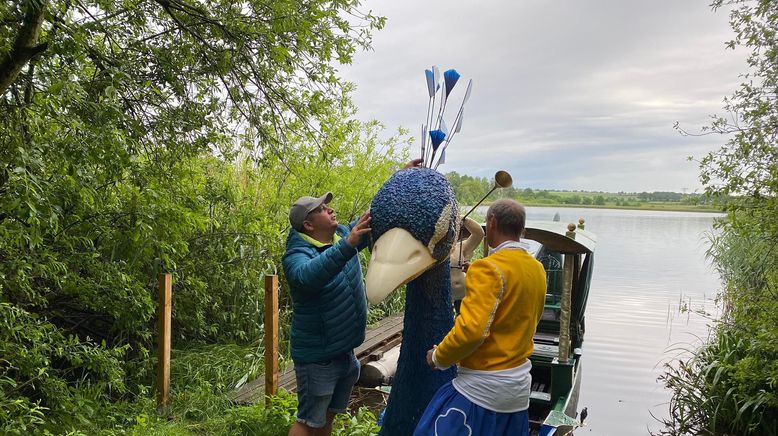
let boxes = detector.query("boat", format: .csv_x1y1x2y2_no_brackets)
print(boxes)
522,219,595,435
358,218,596,435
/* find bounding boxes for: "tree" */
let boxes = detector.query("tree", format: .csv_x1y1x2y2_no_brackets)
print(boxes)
680,1,777,205
1,0,393,431
659,1,778,434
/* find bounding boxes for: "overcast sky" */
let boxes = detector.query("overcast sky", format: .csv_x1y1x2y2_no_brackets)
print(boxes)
338,0,746,193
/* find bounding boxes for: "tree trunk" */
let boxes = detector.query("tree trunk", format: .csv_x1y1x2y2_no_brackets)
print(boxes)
0,2,48,95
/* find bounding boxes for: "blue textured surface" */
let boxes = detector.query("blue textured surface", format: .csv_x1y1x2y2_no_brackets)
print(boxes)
370,168,459,435
380,262,456,435
370,168,458,262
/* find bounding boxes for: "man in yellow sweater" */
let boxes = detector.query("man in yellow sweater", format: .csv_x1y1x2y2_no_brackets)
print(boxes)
413,199,546,436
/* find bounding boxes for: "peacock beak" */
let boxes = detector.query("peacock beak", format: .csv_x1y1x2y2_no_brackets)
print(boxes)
365,228,437,305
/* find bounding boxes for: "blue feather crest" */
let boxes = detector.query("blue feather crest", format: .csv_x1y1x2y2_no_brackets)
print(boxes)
429,130,446,148
420,66,472,169
443,69,460,96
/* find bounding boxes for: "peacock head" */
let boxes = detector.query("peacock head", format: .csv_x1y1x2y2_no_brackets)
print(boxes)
365,168,460,304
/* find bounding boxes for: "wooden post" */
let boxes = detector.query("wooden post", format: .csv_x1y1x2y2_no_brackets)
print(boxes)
558,224,577,364
264,275,279,405
558,254,573,364
156,273,172,409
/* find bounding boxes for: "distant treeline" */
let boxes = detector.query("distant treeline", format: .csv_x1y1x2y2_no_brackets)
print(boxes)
445,171,718,209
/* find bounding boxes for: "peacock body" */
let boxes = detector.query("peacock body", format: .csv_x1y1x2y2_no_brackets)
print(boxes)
368,168,460,435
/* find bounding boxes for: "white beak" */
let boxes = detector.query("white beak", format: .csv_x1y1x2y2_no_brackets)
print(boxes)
365,228,437,305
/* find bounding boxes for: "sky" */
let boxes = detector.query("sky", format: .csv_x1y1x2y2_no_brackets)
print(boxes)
338,0,746,193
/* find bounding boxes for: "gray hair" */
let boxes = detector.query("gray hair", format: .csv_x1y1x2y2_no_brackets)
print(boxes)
486,199,526,238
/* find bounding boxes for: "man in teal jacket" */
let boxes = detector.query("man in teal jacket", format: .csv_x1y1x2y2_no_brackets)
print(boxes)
283,159,422,436
283,191,372,436
283,161,421,436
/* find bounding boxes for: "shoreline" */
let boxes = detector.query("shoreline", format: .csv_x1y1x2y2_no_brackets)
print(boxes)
474,201,723,214
523,203,723,213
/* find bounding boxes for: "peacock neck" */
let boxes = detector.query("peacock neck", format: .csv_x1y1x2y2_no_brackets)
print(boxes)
378,260,457,435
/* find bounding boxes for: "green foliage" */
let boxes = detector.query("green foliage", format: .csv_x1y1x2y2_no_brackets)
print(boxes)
659,1,778,434
220,392,298,436
48,343,382,435
367,286,406,325
0,0,404,432
38,342,265,435
659,327,778,436
0,302,129,434
332,407,381,436
694,1,778,205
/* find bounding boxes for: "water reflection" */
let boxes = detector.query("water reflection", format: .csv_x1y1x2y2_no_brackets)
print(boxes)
477,206,723,434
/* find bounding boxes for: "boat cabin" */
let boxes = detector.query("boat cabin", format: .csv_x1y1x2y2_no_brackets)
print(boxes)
523,220,595,431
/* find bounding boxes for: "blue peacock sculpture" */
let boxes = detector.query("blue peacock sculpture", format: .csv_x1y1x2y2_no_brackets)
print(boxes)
363,65,471,435
367,168,460,435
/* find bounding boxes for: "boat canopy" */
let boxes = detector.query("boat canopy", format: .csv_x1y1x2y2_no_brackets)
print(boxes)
524,220,596,351
523,220,596,255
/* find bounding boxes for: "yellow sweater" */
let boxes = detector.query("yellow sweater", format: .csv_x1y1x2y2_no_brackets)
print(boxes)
434,247,546,371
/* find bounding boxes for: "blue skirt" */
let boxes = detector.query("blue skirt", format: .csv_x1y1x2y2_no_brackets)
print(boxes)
412,381,529,436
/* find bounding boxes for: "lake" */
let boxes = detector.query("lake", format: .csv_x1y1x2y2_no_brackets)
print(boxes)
479,205,724,435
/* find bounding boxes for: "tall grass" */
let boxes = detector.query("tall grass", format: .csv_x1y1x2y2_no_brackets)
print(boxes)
58,341,383,435
657,329,778,435
655,216,778,435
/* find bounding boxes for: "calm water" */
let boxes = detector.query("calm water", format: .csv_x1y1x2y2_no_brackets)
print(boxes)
478,206,724,435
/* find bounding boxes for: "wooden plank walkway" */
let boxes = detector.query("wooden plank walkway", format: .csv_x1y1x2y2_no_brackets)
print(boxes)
230,314,404,404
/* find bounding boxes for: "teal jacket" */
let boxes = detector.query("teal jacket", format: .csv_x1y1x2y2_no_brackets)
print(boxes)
282,221,369,364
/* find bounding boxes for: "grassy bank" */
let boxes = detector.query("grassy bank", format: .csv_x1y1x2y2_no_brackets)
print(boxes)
41,343,382,436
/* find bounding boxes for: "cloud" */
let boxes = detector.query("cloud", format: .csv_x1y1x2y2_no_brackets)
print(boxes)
340,0,746,192
434,407,472,436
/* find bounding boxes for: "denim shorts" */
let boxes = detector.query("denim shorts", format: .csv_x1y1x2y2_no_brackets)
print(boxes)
294,351,361,428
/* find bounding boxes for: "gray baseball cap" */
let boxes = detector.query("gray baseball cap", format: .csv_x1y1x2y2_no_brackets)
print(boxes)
289,192,333,231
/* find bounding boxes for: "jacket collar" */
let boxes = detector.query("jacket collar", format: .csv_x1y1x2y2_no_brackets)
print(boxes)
296,229,342,248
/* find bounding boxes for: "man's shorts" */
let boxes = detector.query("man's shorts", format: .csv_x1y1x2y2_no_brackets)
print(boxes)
294,351,361,428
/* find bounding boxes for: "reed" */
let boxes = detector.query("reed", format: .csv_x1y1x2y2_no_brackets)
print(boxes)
656,219,778,436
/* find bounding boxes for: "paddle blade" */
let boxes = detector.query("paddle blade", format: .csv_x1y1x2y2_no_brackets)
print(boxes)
421,124,427,162
463,79,473,104
444,69,461,96
454,110,464,133
425,69,435,97
439,149,446,165
440,118,449,136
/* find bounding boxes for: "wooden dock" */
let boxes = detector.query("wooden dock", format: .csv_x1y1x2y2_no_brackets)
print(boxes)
230,314,404,404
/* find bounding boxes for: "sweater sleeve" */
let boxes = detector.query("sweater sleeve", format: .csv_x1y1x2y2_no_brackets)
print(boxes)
434,259,503,368
283,237,358,294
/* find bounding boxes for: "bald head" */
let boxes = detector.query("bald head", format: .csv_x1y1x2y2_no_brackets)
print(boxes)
486,199,526,239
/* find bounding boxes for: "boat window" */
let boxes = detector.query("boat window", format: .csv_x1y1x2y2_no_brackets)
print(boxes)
536,247,563,306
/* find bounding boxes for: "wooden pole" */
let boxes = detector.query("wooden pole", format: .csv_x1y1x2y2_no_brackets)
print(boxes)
156,273,172,409
558,224,577,364
558,254,573,364
264,275,279,405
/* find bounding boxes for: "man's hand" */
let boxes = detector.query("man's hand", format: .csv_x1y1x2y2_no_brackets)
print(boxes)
347,212,371,247
426,345,438,369
404,158,424,169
